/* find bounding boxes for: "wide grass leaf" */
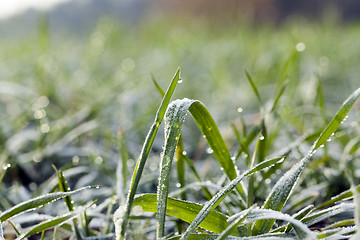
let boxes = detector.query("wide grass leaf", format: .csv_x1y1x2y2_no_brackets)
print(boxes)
252,88,360,234
133,194,238,235
0,186,91,222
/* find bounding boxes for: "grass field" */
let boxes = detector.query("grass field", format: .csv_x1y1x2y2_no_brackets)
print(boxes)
0,17,359,239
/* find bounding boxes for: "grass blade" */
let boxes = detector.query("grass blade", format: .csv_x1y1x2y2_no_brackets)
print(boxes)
180,156,286,240
16,204,92,240
133,194,238,235
252,88,360,234
157,99,193,238
114,68,180,240
0,186,91,222
238,209,316,239
245,70,262,108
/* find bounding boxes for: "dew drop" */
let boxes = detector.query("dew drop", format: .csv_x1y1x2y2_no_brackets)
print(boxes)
176,183,181,188
231,156,236,161
320,144,324,148
259,135,265,141
2,163,11,170
202,135,206,138
265,179,271,184
178,77,183,83
237,107,243,113
206,147,213,154
296,42,306,52
327,138,332,142
182,151,187,155
95,185,100,189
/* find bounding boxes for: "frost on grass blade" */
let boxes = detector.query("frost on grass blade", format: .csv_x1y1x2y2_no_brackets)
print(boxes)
252,88,360,235
0,186,91,222
240,209,316,239
116,68,180,240
180,156,286,240
157,98,246,237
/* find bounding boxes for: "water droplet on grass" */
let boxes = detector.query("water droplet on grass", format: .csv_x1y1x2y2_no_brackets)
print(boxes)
206,147,213,154
178,77,183,83
2,163,11,170
182,151,187,155
237,107,243,113
176,183,181,188
259,135,265,140
296,42,306,52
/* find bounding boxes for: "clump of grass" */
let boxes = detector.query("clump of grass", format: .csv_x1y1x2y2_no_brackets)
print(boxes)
0,66,359,239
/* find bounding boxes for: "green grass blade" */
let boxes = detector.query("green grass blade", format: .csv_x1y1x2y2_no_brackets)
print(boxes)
176,137,186,200
313,88,360,150
133,194,238,235
0,186,91,222
188,101,246,200
180,156,286,240
252,88,360,234
151,73,166,97
16,205,90,240
114,68,180,240
245,70,262,108
315,184,360,210
270,79,288,113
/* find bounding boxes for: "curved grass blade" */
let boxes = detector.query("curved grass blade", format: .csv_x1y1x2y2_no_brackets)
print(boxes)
133,193,238,236
157,99,193,238
180,156,286,240
157,98,250,236
16,203,92,240
245,70,262,108
235,209,316,239
252,88,360,235
114,68,180,240
0,186,91,222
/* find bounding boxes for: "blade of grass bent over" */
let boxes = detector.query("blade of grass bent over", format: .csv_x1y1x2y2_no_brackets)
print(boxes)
252,88,360,235
16,203,93,240
114,68,180,240
0,186,91,222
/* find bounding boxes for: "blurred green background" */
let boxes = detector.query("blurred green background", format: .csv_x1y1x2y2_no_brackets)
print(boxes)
0,0,359,191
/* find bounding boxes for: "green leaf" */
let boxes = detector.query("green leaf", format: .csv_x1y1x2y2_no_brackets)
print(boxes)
252,88,360,234
133,194,238,236
245,70,262,108
0,186,91,222
315,184,360,210
114,68,180,240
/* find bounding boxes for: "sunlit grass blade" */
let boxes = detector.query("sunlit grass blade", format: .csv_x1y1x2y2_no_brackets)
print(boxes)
16,203,93,240
252,88,360,234
313,88,360,150
0,186,91,222
114,68,180,240
180,156,286,240
151,73,166,97
133,194,238,235
270,79,289,113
